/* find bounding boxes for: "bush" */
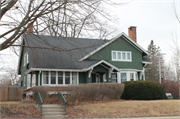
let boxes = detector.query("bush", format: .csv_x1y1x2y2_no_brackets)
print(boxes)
162,80,179,99
66,83,124,102
32,86,49,101
121,80,165,100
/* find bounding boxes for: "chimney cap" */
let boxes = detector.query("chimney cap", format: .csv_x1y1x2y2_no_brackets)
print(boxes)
128,26,136,28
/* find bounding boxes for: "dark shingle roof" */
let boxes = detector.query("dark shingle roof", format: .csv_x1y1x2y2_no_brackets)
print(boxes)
23,34,108,69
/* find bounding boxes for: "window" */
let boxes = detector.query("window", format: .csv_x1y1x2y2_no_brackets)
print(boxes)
27,53,29,63
130,73,134,81
43,71,49,84
58,71,63,84
112,52,116,59
72,72,77,84
112,51,131,61
121,73,127,83
112,73,117,83
65,72,70,84
51,71,56,84
42,71,78,85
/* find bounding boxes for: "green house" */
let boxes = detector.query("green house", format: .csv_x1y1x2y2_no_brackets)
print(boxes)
17,26,151,90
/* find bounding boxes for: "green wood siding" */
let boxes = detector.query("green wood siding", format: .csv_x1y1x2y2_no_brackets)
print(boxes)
87,37,143,70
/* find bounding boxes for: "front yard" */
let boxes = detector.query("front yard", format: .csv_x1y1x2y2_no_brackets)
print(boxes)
0,101,42,118
67,100,180,118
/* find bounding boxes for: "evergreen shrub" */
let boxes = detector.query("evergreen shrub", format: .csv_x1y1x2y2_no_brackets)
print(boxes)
121,80,165,100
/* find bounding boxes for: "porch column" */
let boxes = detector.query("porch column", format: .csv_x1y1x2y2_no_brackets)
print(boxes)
108,68,113,83
87,69,93,83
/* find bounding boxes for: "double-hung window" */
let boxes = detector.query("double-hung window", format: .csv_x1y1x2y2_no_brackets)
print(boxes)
58,71,63,84
112,51,132,61
65,72,70,84
121,73,127,83
72,72,77,84
43,71,49,84
112,73,117,83
51,71,56,84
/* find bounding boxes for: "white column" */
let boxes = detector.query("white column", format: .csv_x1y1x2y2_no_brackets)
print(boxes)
49,71,50,84
70,72,72,84
56,71,58,85
117,72,121,83
63,71,65,85
77,72,79,85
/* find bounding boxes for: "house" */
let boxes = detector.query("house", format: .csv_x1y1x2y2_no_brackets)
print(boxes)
17,26,151,90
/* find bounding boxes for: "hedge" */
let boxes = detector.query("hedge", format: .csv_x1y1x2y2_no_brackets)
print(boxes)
121,80,165,100
66,83,125,102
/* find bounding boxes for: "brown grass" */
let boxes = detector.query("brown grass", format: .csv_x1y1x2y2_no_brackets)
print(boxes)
67,100,180,118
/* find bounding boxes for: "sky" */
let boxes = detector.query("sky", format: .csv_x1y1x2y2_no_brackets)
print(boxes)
0,0,179,75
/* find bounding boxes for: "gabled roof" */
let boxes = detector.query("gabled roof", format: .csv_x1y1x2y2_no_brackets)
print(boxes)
79,32,149,61
18,34,108,73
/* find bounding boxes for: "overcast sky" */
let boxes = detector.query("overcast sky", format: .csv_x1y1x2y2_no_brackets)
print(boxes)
0,0,179,75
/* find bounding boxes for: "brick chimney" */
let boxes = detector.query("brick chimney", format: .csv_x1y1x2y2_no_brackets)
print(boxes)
28,23,33,34
128,26,136,42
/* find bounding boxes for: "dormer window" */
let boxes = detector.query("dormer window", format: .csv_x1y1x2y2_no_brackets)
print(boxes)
112,51,132,61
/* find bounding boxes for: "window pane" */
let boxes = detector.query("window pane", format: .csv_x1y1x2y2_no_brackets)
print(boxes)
58,71,63,76
112,73,117,83
112,52,116,59
127,53,131,60
118,52,121,59
51,71,56,84
112,74,117,79
121,73,127,82
122,52,126,60
72,77,77,84
65,77,70,84
65,72,70,76
130,73,134,81
72,72,77,77
43,71,49,84
58,77,63,84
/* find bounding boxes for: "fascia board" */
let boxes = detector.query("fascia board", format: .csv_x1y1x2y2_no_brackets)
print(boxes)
25,68,86,74
85,60,120,71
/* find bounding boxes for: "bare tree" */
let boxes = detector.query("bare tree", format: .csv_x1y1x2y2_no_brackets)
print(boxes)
0,68,19,86
0,0,123,51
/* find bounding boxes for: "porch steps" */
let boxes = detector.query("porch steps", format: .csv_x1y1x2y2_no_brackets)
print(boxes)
41,104,68,119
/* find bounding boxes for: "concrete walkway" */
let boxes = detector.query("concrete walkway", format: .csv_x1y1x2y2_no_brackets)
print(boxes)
90,116,180,119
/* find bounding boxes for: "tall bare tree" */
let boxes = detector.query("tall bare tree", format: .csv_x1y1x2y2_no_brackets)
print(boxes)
0,0,122,51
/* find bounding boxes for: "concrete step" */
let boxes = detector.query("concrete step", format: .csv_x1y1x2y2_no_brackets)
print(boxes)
43,114,68,119
43,108,65,112
42,111,66,115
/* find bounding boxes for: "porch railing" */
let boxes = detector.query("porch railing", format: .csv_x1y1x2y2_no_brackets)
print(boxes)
57,92,67,112
36,92,43,114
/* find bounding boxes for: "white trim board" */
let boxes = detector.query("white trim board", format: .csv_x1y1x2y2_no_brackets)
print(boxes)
79,32,149,61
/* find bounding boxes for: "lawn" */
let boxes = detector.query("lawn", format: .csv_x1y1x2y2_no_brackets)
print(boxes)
0,101,42,118
67,100,180,118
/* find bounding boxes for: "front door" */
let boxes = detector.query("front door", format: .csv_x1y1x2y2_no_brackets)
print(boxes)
92,73,100,83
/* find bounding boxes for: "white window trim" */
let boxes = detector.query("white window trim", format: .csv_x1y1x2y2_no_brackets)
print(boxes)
111,50,132,62
116,71,138,83
42,71,79,86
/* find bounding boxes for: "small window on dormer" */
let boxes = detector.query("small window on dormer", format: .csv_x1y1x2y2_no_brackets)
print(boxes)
24,53,27,66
